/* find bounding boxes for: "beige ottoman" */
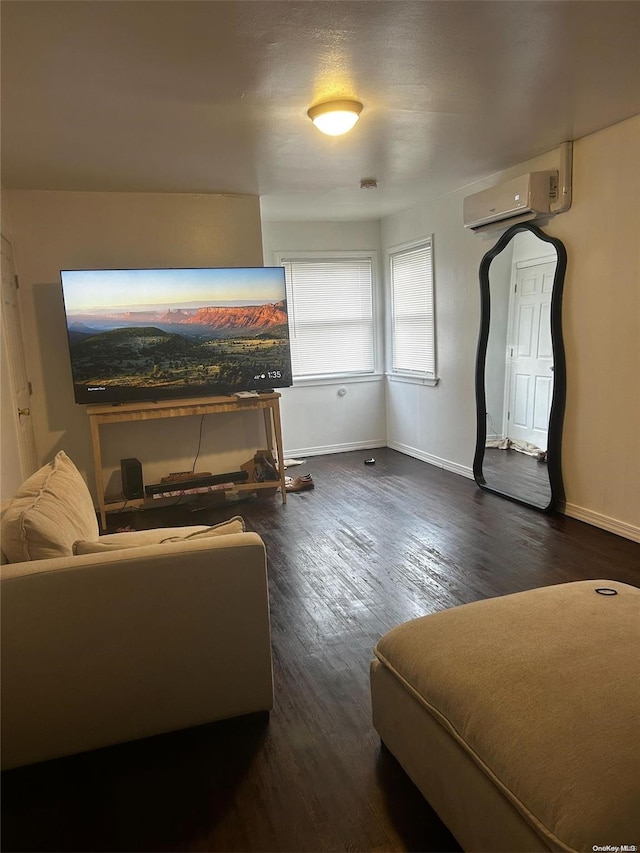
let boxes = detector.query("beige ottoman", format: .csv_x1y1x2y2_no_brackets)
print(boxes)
370,580,640,852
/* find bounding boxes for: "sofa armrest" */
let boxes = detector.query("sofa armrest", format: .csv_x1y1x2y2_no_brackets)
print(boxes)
1,533,273,769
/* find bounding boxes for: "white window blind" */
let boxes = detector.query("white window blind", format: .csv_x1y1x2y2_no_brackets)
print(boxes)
390,239,436,378
280,256,375,378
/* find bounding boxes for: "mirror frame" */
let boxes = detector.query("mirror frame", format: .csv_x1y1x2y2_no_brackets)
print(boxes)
473,222,567,512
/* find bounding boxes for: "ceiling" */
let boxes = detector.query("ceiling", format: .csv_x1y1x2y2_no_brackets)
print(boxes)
2,1,639,221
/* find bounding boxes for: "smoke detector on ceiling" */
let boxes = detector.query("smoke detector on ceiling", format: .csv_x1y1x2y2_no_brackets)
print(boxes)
360,178,378,190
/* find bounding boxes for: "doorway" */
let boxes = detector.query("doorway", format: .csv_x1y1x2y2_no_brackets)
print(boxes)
1,235,38,488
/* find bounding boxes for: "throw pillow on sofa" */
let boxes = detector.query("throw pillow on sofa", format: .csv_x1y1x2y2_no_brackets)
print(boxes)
72,516,246,555
1,451,99,562
161,516,245,542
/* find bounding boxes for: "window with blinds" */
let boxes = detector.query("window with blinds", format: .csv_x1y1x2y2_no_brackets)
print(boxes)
389,238,436,378
279,255,375,378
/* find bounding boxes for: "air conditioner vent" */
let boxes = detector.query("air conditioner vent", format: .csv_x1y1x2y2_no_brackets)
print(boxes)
463,171,558,232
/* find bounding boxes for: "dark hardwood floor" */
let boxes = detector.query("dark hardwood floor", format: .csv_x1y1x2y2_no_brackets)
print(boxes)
2,448,639,853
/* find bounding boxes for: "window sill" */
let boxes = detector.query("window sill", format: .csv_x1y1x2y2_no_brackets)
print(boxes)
386,373,439,387
292,373,384,388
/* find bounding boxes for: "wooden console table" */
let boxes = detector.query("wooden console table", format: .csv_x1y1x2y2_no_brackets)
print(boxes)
87,392,286,530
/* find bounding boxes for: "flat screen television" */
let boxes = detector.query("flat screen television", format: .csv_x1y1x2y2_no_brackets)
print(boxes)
60,267,293,405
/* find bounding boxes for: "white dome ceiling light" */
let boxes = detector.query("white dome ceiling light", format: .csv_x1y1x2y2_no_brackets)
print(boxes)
307,100,363,136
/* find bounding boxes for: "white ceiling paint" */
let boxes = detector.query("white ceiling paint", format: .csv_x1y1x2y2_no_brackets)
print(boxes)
2,1,639,221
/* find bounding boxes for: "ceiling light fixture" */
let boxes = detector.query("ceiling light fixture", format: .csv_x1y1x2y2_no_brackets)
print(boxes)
307,99,363,136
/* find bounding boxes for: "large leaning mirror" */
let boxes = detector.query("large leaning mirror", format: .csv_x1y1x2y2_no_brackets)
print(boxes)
473,222,567,511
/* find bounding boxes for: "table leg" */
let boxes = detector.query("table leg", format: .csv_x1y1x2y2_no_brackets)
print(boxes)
270,400,287,504
89,415,107,531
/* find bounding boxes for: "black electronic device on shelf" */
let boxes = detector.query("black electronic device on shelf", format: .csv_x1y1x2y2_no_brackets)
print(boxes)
121,458,144,499
144,470,249,497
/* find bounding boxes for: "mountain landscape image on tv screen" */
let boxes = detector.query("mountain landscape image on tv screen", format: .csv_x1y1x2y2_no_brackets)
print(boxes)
60,267,293,404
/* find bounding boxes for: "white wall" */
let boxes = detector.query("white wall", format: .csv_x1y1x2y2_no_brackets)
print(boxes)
548,117,640,539
261,220,387,456
381,115,640,539
4,190,265,497
382,187,488,478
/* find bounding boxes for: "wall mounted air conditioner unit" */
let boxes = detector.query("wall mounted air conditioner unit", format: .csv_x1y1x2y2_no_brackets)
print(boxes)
463,170,558,232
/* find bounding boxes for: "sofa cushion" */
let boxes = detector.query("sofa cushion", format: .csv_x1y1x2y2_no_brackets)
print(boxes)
1,451,99,562
374,580,640,853
73,516,246,554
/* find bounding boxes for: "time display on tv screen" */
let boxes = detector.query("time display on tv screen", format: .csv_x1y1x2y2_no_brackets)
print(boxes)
60,267,293,404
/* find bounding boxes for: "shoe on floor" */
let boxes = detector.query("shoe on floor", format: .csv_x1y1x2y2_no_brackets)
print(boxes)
285,475,315,492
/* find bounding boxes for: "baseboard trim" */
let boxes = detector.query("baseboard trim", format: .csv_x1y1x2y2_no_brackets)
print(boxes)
386,440,474,480
283,440,386,459
286,441,638,542
561,502,640,543
283,440,473,480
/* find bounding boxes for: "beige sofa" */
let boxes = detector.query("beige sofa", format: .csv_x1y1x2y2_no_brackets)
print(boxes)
1,452,274,770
